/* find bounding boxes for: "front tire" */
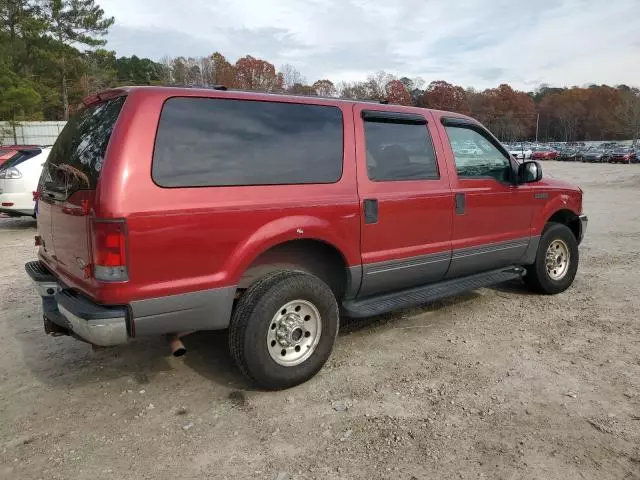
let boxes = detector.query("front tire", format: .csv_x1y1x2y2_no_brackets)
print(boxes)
229,271,339,390
524,223,579,294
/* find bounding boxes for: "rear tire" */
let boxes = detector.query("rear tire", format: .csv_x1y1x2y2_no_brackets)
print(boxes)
229,270,339,390
524,223,579,294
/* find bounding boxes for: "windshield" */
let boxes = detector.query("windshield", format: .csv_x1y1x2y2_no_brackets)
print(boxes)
40,96,126,193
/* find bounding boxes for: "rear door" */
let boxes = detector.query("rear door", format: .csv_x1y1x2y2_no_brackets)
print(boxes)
38,95,126,281
354,105,453,297
436,117,532,278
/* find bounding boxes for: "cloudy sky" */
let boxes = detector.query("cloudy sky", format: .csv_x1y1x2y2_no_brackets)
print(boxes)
99,0,639,90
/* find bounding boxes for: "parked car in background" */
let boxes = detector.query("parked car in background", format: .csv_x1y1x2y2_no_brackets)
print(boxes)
609,148,637,164
0,147,50,217
25,86,587,389
557,147,579,161
508,144,533,159
581,148,610,163
531,147,558,160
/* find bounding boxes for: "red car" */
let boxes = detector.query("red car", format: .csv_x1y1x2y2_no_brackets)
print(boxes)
25,86,587,389
531,148,559,160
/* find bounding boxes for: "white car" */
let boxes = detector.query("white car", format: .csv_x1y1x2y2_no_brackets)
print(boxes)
0,147,50,217
508,146,533,160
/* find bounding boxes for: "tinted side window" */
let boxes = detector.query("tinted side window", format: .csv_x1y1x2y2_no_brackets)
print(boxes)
363,117,438,181
152,98,344,187
445,126,511,182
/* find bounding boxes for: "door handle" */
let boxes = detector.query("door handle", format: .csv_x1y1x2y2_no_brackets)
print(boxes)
455,193,465,215
363,199,378,224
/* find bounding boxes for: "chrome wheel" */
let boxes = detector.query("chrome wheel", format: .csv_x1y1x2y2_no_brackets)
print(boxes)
546,239,570,280
267,299,322,367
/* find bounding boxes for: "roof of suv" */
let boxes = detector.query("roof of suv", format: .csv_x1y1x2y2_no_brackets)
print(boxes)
86,85,475,121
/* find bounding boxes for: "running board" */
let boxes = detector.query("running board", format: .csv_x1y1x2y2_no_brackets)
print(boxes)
342,266,525,318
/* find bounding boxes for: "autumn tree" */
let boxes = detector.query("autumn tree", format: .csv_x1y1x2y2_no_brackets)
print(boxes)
617,87,640,143
211,52,236,88
474,84,536,140
422,81,471,114
365,70,395,100
312,79,336,97
385,79,412,105
235,55,283,92
41,0,114,119
287,83,316,96
338,81,375,100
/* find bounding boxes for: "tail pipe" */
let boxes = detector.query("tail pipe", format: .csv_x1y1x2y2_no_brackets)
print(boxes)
168,331,195,357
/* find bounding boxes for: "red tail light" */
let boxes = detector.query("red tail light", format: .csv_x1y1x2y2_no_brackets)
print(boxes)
91,220,129,281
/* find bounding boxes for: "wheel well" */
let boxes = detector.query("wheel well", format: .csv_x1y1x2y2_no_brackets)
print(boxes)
547,209,580,240
238,239,349,298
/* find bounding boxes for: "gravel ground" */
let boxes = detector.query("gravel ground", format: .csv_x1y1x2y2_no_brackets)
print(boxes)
1,162,639,480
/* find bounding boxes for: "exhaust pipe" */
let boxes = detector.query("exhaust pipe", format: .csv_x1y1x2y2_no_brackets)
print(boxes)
168,331,194,357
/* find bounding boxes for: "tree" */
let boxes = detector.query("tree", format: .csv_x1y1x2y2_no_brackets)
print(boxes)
280,64,305,90
618,88,640,144
287,83,316,96
116,55,162,85
337,80,374,100
422,81,471,114
211,52,236,87
312,79,336,97
41,0,114,119
385,79,412,105
365,70,395,100
235,55,282,92
0,61,42,141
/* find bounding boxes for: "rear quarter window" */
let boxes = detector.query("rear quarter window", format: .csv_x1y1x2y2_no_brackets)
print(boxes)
152,97,344,187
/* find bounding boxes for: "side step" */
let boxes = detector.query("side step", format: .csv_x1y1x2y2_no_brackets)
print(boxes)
342,266,525,318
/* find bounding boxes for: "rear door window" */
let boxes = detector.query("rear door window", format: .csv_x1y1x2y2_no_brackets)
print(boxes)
152,97,344,187
41,96,126,192
362,112,438,181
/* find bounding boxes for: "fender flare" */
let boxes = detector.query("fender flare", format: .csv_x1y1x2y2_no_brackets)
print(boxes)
223,215,356,284
532,194,579,236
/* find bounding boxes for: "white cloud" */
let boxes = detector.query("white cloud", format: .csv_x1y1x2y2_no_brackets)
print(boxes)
99,0,640,89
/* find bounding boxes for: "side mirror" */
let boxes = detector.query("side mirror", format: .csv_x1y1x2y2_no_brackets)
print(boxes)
518,161,542,184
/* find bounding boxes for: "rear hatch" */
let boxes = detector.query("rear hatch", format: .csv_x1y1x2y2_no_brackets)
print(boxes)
38,95,126,290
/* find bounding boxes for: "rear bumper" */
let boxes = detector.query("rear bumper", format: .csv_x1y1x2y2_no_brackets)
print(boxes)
0,192,34,216
578,214,588,244
25,261,129,346
25,260,237,346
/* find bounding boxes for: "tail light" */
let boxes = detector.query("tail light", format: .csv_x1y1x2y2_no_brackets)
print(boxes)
91,219,129,282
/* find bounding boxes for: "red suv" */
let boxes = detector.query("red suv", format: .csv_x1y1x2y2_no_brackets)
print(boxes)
26,87,587,389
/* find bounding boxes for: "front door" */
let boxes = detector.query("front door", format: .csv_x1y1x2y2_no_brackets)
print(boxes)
436,118,533,278
354,105,453,297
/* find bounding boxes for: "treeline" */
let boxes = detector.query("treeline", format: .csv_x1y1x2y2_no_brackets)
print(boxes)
2,1,639,142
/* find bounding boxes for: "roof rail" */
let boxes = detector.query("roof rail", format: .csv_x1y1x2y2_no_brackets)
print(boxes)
154,85,398,105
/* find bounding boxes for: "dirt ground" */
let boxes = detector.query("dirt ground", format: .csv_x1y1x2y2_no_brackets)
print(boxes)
0,162,639,480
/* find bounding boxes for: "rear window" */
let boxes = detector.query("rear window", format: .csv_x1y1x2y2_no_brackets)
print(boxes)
0,149,41,169
41,96,126,191
152,97,344,187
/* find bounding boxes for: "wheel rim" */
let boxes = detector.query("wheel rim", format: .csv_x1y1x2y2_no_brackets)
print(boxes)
267,299,322,367
545,239,570,281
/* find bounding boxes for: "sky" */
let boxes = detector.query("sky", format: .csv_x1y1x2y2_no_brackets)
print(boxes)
98,0,640,90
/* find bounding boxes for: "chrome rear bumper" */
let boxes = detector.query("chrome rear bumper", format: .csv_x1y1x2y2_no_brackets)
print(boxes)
25,261,129,346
